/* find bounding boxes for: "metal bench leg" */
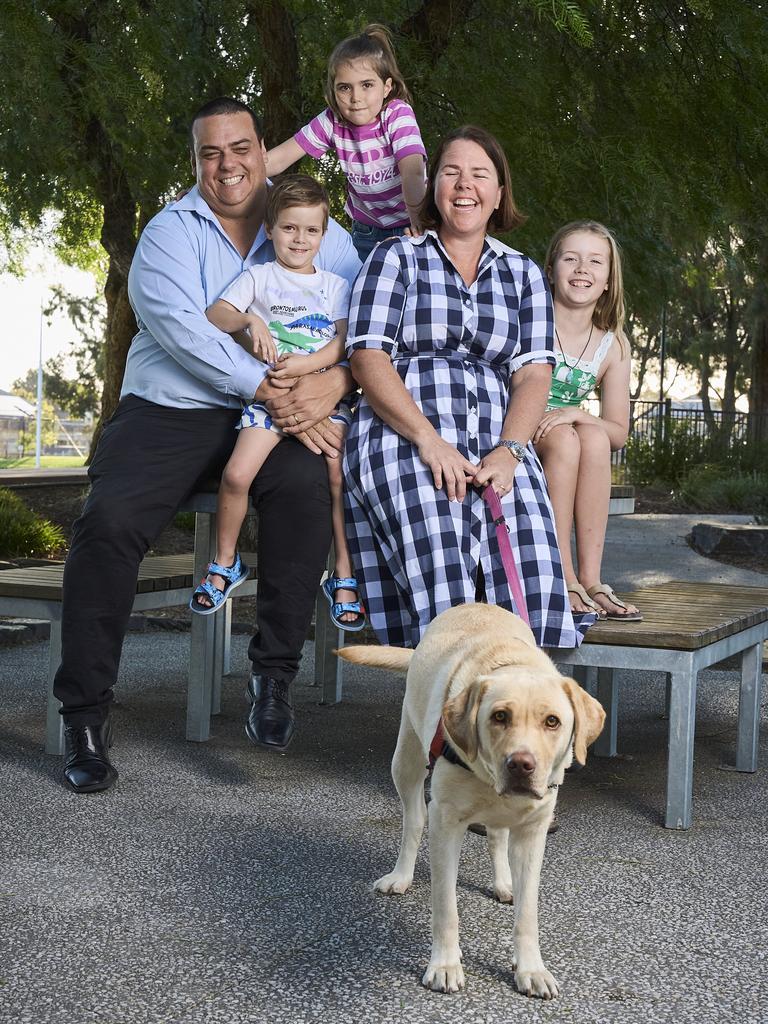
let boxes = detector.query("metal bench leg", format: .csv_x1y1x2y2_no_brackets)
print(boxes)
732,641,762,772
573,665,597,697
594,668,618,757
222,600,232,677
210,609,226,716
665,668,697,830
46,617,64,756
313,551,343,704
187,512,216,741
315,584,342,704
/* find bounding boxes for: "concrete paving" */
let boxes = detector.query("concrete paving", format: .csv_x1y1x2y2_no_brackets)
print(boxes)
1,514,767,1023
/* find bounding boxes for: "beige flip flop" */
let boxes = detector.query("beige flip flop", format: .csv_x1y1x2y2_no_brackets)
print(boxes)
566,582,605,617
586,583,643,621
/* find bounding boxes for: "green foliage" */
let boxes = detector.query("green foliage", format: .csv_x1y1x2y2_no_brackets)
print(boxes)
42,287,105,417
173,511,196,532
0,488,65,558
0,0,767,418
10,374,60,453
0,456,85,468
626,420,713,488
676,465,768,519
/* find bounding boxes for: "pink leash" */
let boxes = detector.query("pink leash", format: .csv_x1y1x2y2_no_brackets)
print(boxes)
481,484,530,626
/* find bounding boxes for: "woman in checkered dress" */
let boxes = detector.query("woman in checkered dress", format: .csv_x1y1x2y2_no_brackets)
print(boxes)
343,126,595,649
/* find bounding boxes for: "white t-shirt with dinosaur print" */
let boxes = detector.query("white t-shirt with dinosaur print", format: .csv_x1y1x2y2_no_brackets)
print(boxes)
221,260,352,435
220,260,350,357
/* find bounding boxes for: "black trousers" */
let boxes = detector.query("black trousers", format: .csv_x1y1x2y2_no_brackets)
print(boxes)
53,395,332,725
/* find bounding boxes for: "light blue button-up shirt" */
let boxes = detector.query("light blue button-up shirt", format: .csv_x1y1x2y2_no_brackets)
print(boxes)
123,186,362,409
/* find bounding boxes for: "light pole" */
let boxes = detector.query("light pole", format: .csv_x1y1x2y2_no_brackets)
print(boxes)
35,297,44,468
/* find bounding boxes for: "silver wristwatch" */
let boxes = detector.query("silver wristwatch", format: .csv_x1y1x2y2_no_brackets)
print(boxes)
493,439,526,462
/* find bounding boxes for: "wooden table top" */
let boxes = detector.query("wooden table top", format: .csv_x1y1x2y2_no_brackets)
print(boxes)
582,581,768,650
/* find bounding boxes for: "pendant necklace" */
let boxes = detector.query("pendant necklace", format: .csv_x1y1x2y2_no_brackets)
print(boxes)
556,323,594,384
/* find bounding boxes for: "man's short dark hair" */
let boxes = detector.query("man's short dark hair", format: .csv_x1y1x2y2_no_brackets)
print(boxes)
189,98,264,150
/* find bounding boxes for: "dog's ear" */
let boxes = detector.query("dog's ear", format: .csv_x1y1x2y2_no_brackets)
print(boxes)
560,678,606,765
442,678,489,763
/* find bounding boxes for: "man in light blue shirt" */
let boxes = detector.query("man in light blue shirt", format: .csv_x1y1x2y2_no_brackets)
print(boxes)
54,98,361,793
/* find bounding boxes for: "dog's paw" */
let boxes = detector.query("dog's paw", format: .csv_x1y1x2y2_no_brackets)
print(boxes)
514,967,559,1000
422,960,465,993
493,882,514,904
373,871,413,895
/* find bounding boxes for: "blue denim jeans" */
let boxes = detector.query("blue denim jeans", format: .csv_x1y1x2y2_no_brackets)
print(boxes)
351,221,407,262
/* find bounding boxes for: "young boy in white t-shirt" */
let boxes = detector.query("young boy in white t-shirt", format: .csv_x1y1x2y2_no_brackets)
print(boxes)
190,175,365,632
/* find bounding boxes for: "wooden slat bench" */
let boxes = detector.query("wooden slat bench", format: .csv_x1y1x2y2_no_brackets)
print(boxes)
550,582,768,830
0,554,258,756
1,477,632,754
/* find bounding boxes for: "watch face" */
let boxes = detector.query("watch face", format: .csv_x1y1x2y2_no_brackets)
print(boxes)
496,440,525,460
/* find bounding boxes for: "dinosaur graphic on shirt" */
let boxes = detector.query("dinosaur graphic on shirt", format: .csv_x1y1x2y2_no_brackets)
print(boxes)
268,313,336,355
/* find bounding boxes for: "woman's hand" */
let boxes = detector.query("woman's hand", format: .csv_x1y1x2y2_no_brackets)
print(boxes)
532,407,580,444
473,447,519,497
417,433,477,501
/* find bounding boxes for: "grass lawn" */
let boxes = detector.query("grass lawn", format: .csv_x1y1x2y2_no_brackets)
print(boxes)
0,455,86,469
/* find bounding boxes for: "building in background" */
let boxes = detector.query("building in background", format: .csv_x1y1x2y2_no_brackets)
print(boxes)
0,389,93,459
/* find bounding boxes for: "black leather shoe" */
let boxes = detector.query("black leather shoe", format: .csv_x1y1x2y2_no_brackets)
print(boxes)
246,674,295,751
63,719,118,793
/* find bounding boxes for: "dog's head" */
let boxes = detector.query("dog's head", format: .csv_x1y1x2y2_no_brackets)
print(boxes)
442,665,605,799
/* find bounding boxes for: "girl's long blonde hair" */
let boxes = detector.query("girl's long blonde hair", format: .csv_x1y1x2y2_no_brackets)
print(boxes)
545,220,629,357
325,24,412,118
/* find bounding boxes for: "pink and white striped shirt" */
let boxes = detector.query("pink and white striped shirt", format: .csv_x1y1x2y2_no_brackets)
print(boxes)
294,98,427,228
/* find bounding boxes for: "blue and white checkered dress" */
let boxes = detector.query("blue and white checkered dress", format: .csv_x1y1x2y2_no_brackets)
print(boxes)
343,232,594,649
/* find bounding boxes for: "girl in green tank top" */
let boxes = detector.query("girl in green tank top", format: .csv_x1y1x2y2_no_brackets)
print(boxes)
532,222,642,621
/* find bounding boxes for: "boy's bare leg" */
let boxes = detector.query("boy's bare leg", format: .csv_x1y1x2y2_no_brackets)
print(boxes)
325,451,359,623
196,427,281,607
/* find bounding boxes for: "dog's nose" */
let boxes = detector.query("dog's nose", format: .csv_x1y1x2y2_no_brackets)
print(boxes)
505,751,536,776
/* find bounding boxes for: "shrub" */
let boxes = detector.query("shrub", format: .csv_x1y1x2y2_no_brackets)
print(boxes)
0,488,66,559
675,465,768,518
173,511,196,532
626,420,710,487
626,420,768,491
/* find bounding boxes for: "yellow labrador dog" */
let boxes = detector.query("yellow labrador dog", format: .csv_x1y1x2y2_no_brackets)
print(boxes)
337,603,604,1000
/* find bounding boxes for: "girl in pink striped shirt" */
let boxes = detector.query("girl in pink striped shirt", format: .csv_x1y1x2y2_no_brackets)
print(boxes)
267,24,427,262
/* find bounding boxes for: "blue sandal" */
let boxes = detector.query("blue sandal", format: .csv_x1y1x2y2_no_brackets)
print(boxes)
322,575,367,632
190,553,250,616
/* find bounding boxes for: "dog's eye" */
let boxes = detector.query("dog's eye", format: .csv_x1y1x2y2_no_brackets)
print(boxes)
545,715,560,729
492,710,508,723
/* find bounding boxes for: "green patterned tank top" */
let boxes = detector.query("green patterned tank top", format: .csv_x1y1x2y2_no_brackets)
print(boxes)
547,331,615,410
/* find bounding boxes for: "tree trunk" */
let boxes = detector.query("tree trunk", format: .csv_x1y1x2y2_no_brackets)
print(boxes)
247,1,303,149
749,314,768,441
87,125,139,459
749,241,768,441
401,0,477,54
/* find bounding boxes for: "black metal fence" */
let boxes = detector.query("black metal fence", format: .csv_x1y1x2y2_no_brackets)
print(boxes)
581,399,768,483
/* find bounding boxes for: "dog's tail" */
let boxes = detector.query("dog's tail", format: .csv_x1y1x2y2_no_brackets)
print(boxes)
334,645,413,675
